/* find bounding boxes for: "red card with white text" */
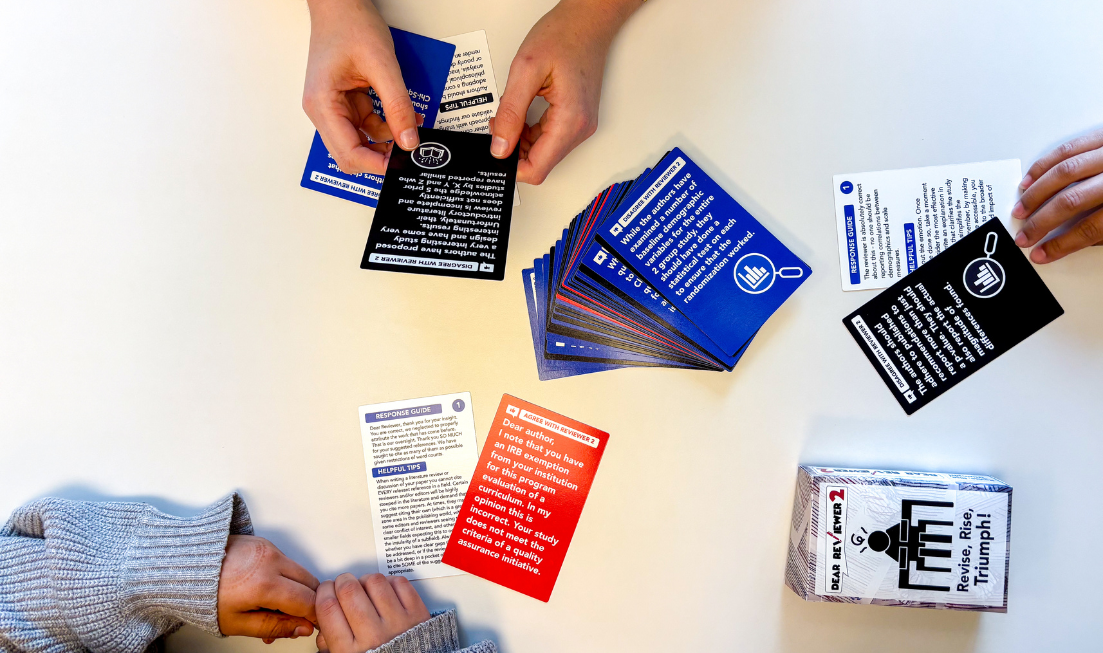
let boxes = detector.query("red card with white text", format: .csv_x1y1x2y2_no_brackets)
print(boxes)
441,394,609,601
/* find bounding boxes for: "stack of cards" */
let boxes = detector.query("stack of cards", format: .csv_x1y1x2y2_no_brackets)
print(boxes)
524,149,812,380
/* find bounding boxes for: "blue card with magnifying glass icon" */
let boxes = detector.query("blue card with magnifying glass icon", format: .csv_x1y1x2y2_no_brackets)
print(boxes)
593,148,812,357
843,217,1063,414
521,148,811,380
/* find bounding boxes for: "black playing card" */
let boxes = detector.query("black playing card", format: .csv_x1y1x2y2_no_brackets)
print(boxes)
844,217,1063,414
361,127,518,280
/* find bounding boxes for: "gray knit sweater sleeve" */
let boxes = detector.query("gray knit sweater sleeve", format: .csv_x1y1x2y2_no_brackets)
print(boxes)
367,610,496,653
0,493,253,653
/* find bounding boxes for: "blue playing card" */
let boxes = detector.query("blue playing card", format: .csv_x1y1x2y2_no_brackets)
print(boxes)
576,242,748,370
523,262,623,380
300,28,456,208
595,149,811,355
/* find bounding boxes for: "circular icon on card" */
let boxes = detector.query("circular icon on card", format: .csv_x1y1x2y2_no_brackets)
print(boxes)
734,253,777,294
452,399,465,412
734,253,805,294
840,181,854,194
963,257,1005,298
963,232,1006,298
411,142,451,169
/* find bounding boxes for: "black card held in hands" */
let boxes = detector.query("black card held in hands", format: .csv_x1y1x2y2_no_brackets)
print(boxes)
844,217,1063,414
361,127,518,281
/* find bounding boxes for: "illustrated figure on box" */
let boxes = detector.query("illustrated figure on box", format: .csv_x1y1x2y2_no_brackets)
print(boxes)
864,499,955,592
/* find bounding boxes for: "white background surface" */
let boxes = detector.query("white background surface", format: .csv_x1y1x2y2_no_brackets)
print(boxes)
2,1,1101,651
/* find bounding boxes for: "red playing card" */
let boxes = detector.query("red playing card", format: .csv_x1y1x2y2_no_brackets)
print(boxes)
441,394,609,602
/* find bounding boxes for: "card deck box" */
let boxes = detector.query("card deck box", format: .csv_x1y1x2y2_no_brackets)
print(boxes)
785,465,1011,612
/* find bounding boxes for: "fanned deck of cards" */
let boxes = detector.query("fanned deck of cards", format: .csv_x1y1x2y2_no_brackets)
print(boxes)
523,148,812,379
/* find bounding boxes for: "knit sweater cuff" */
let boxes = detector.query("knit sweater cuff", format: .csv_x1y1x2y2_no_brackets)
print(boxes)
119,493,253,639
369,609,495,653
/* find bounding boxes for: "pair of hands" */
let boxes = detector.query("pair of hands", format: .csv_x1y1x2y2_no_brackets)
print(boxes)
218,535,429,651
302,0,640,184
303,0,1103,262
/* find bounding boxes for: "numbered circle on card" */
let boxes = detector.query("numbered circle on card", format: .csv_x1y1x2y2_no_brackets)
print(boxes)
452,398,466,412
734,253,777,294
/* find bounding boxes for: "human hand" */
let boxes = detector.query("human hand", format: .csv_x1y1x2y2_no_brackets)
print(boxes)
490,0,642,184
217,535,320,643
1014,128,1103,263
315,573,430,653
302,0,420,175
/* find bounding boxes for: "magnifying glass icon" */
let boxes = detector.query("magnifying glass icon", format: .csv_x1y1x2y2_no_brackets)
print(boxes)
734,253,804,294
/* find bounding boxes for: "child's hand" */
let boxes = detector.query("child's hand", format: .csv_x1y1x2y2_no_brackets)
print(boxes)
315,573,430,653
1014,128,1103,263
217,535,320,642
490,0,642,184
302,0,421,174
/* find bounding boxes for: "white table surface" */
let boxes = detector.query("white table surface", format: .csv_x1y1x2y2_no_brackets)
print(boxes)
2,1,1101,651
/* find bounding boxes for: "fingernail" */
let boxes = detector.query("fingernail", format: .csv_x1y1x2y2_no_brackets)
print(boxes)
294,626,312,637
491,135,509,158
1011,201,1025,219
398,128,419,151
1019,174,1033,190
1015,230,1028,247
1030,247,1048,264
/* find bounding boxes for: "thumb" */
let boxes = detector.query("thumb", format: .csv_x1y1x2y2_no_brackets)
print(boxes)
490,59,544,159
367,50,420,151
239,612,315,640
